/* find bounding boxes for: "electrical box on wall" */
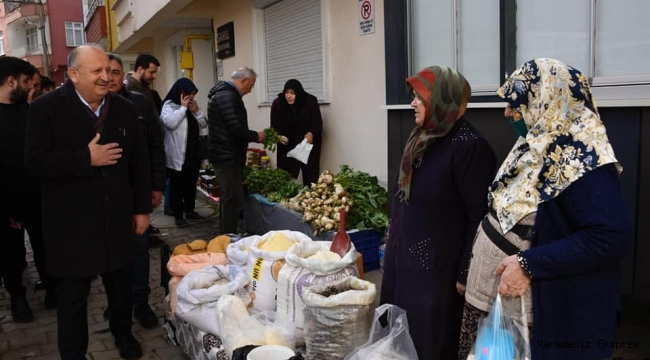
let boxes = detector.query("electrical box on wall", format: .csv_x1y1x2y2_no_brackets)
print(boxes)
180,52,194,69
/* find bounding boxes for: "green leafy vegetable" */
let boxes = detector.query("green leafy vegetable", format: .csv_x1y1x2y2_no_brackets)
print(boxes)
334,165,389,232
262,128,289,152
244,167,293,197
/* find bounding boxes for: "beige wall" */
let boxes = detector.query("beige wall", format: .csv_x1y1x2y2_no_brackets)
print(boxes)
211,0,388,183
123,0,388,183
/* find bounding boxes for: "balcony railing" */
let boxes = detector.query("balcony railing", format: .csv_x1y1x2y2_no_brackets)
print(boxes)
11,45,42,58
85,0,105,24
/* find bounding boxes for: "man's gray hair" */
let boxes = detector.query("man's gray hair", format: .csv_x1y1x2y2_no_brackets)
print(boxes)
67,44,106,68
231,67,257,80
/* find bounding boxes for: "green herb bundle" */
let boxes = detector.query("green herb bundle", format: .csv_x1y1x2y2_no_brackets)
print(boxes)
244,167,293,197
334,165,389,232
262,128,288,152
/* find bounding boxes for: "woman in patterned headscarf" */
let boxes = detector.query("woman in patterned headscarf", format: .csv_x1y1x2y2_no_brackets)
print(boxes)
380,66,497,360
458,58,631,360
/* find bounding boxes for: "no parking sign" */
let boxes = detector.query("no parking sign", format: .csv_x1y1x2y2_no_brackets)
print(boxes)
358,0,375,35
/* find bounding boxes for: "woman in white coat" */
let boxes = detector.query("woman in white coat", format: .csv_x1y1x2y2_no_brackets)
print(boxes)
160,78,207,227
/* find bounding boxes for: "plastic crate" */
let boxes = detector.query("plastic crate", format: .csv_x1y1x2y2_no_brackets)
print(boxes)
349,229,382,272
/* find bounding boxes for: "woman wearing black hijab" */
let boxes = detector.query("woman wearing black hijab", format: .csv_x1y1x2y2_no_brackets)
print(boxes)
270,79,323,186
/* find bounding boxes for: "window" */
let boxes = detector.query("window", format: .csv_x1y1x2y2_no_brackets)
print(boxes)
0,32,4,55
516,0,591,77
595,0,650,82
411,0,500,93
256,0,326,103
65,22,84,47
515,0,650,86
26,27,39,53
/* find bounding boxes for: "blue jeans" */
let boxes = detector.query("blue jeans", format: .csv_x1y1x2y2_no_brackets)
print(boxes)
164,179,171,209
132,232,150,306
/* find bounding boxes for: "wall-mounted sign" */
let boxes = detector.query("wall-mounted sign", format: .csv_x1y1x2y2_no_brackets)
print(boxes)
358,0,375,35
217,22,235,59
216,59,224,78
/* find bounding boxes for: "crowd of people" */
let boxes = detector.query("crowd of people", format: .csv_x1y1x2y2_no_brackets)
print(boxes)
0,41,632,360
0,44,324,360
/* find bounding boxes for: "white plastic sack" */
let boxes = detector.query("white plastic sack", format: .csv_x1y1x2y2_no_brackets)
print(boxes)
227,235,260,268
287,139,313,165
175,265,251,335
303,277,376,360
277,241,359,345
343,304,419,360
216,295,295,357
246,231,312,314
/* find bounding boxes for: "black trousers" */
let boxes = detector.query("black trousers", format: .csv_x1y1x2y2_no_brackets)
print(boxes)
167,163,200,219
24,210,53,293
0,223,25,294
212,160,244,234
57,266,132,360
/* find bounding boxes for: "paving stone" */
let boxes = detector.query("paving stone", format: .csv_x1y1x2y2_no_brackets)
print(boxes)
87,349,120,360
46,331,57,343
88,340,106,353
1,345,41,360
0,330,25,342
100,339,117,351
29,354,60,360
25,323,57,338
37,316,58,326
39,342,58,356
9,333,48,351
0,340,9,354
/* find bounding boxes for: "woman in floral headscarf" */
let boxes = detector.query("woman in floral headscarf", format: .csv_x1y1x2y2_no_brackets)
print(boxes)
458,58,631,360
380,66,497,360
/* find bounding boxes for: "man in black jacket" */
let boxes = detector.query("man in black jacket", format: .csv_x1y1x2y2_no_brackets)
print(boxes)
0,56,38,323
107,53,165,328
207,67,265,234
26,45,151,360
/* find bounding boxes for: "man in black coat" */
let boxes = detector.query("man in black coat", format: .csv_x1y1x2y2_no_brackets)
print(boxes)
207,67,265,234
106,53,165,329
25,45,151,360
0,56,38,323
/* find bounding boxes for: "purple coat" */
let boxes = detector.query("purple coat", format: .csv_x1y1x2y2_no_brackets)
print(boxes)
381,120,497,360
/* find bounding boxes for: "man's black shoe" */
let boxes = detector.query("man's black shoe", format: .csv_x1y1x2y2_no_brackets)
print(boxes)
103,307,111,321
175,218,188,228
147,225,160,235
114,333,143,360
134,304,158,329
185,212,204,221
34,280,45,291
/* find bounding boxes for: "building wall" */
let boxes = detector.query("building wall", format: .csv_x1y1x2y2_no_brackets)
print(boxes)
205,0,388,183
0,5,9,55
47,0,84,83
84,6,106,44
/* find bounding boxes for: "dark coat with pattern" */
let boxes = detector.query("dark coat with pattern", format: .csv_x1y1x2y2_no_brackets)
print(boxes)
25,80,152,277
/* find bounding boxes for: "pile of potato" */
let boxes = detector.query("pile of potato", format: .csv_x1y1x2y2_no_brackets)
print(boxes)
172,235,232,256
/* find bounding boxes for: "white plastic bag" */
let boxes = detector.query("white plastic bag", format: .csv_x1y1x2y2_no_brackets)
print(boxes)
287,139,313,165
467,295,531,360
344,304,419,360
277,241,359,344
216,295,295,357
175,265,251,335
246,231,312,314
